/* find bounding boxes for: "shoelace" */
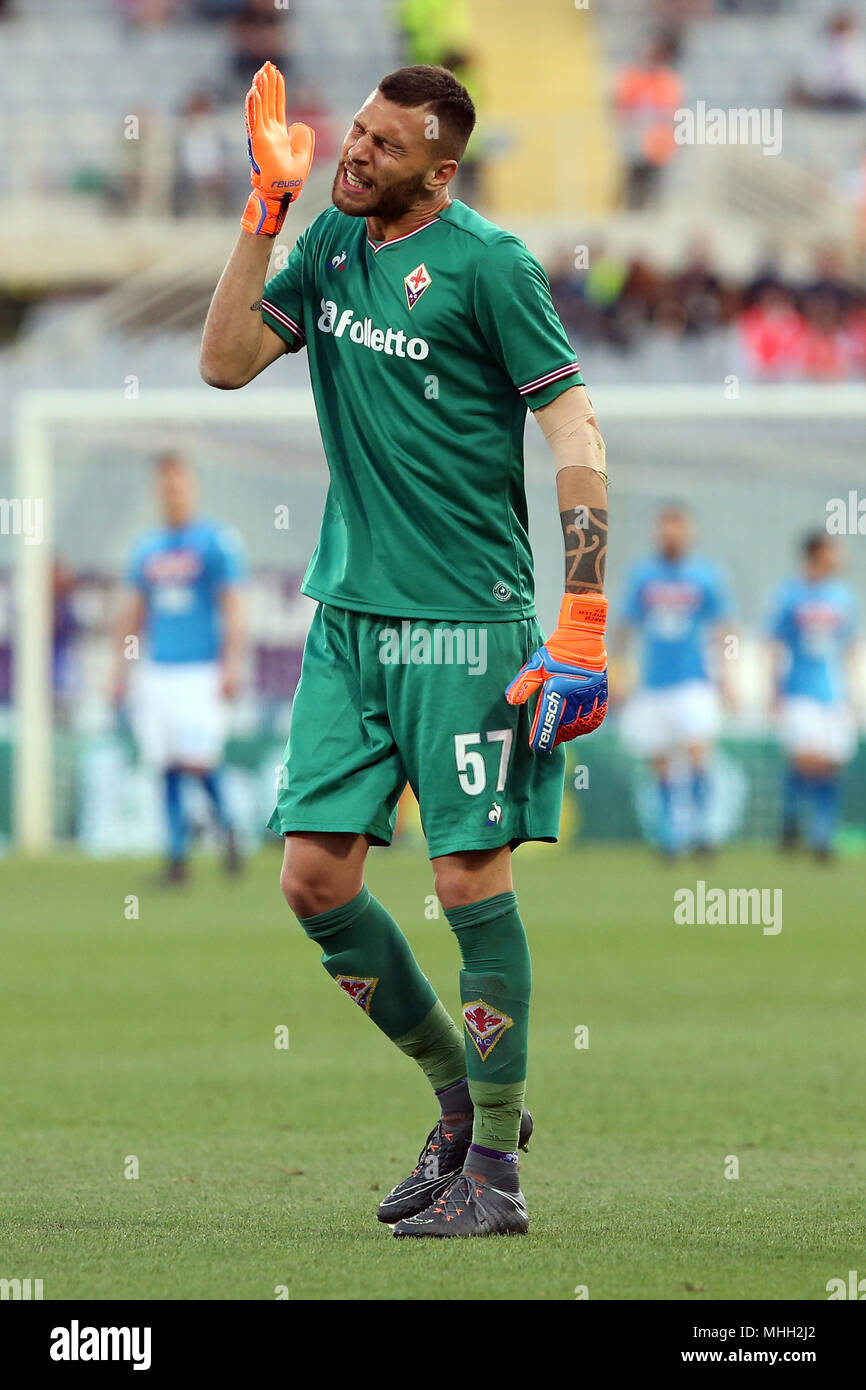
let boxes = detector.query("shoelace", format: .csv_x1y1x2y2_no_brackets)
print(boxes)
430,1174,481,1218
410,1121,444,1178
410,1119,467,1177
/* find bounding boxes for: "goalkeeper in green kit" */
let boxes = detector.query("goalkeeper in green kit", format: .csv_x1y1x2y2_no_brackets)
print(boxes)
201,60,608,1237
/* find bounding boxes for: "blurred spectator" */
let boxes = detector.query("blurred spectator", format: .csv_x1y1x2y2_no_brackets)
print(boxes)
175,89,232,216
548,244,632,350
619,257,670,337
790,11,866,112
548,240,866,381
801,291,848,379
741,253,787,305
667,238,732,335
396,0,472,67
842,302,866,375
736,285,806,379
546,247,587,336
806,246,860,317
614,34,684,209
229,0,294,91
736,247,865,380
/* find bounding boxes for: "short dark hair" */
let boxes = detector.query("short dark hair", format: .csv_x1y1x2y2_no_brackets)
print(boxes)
801,529,832,559
378,65,476,159
657,501,691,520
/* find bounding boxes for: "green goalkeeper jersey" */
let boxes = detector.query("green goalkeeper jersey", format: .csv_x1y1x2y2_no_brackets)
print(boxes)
261,198,583,621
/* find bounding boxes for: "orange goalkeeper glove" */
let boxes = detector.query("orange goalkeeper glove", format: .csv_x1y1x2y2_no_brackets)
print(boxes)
505,593,608,753
241,61,315,237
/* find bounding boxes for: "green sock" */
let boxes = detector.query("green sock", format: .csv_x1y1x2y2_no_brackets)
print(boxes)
445,891,530,1153
297,887,465,1091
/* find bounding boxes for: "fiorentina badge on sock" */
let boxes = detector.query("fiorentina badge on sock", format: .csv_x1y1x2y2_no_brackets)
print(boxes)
462,1000,513,1061
336,975,378,1015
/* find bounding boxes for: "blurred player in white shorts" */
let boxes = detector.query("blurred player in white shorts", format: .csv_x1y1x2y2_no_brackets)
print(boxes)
111,454,248,883
617,505,734,856
133,660,227,770
767,532,860,861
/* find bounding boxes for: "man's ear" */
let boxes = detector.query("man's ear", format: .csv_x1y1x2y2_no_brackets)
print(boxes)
429,159,459,191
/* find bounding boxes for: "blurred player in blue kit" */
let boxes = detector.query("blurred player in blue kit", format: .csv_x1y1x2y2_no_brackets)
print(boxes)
618,505,734,856
111,454,248,883
767,531,860,861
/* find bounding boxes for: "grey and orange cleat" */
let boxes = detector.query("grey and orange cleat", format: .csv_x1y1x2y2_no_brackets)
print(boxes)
376,1108,533,1225
391,1168,529,1238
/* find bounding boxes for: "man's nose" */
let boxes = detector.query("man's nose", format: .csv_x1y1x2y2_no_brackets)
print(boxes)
347,135,371,163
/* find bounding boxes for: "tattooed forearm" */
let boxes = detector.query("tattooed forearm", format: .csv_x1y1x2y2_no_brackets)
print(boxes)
562,504,608,594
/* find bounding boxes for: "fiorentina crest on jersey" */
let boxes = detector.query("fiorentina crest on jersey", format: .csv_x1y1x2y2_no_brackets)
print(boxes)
462,999,513,1061
336,975,378,1015
404,262,432,309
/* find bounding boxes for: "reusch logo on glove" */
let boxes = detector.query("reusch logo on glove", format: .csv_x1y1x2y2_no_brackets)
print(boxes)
537,689,561,751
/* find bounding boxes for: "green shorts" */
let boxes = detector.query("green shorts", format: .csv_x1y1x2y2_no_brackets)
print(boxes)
269,604,565,859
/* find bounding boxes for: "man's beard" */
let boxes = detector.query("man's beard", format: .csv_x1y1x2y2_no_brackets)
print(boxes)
331,164,431,221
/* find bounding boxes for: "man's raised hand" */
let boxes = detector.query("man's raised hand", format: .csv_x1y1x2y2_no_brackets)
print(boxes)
241,61,315,237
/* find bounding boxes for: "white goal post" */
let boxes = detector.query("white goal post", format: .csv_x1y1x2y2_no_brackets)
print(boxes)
12,382,866,853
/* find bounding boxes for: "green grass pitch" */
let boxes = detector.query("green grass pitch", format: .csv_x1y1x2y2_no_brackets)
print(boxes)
1,843,863,1301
